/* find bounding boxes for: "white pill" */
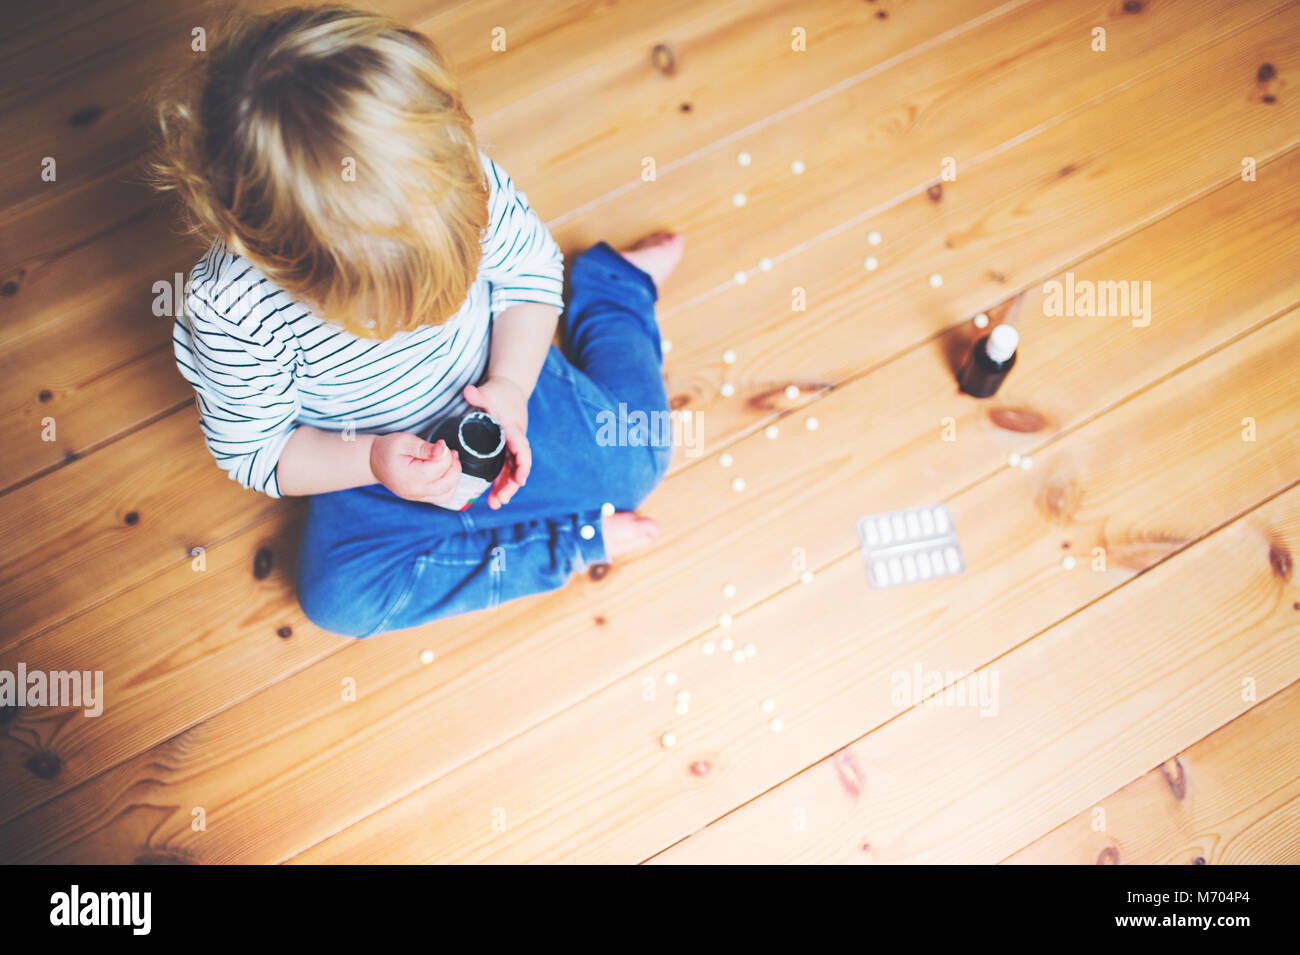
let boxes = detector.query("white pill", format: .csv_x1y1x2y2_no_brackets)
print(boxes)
732,649,746,663
903,554,918,581
732,192,747,207
420,649,436,665
720,637,734,652
944,548,960,573
662,338,673,353
863,520,879,545
758,257,773,272
933,507,950,533
785,385,800,400
888,557,903,584
905,511,920,538
737,151,752,166
769,718,785,732
791,160,806,174
879,519,893,544
1062,555,1076,570
664,671,678,686
929,273,943,288
805,416,819,431
601,501,615,517
720,453,734,467
675,700,690,714
580,524,595,540
701,641,715,655
743,643,757,658
1020,456,1033,470
719,613,733,629
916,551,932,578
1008,452,1022,468
867,230,882,246
720,382,735,397
722,349,737,364
891,514,906,539
919,509,935,535
660,732,677,748
872,561,889,587
801,570,814,584
864,256,878,271
732,477,746,492
733,271,748,285
675,690,690,703
973,312,989,328
723,583,737,598
765,425,779,439
929,550,947,577
761,699,776,713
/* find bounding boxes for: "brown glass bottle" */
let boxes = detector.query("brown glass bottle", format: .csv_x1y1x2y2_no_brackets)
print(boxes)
958,324,1019,399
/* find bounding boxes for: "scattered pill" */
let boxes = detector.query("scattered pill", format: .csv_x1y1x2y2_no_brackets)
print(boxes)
662,338,673,353
420,649,435,665
973,312,989,328
664,671,678,686
801,570,815,584
765,425,779,439
743,643,757,658
722,349,737,365
805,416,819,431
733,271,748,285
791,159,805,174
723,583,737,599
732,649,746,663
732,192,747,207
737,151,752,166
929,273,943,288
675,690,690,703
719,613,733,629
675,700,689,714
784,385,800,400
867,230,882,246
1020,456,1033,470
1062,555,1076,570
720,453,734,467
601,501,615,517
720,636,734,652
769,718,785,733
580,524,595,540
720,382,736,397
864,256,878,271
759,257,773,272
660,732,677,748
761,699,776,713
701,641,716,655
1008,452,1021,467
732,477,747,492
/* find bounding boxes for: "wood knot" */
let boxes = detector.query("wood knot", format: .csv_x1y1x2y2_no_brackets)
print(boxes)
1,280,19,297
988,405,1047,433
1159,757,1187,799
1122,0,1143,12
1039,470,1082,524
276,626,293,639
1258,63,1276,83
1096,846,1120,864
832,749,866,800
688,759,712,778
135,851,197,865
679,102,692,112
650,44,676,76
123,511,140,526
0,703,18,724
926,183,943,202
670,393,691,410
1193,855,1206,865
593,615,607,626
69,106,103,127
253,547,274,580
588,563,611,582
38,389,53,402
1269,542,1293,581
1058,163,1078,178
26,749,62,779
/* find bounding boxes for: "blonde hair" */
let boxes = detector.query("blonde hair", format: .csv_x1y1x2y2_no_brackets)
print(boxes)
150,5,488,338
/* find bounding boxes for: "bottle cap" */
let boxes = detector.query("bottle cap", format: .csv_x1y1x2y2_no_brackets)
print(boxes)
459,412,506,459
986,324,1019,363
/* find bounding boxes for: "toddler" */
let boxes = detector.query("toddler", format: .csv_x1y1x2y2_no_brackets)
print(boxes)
152,6,680,636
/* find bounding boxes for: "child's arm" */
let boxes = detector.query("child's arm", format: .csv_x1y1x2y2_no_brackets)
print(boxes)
276,426,463,501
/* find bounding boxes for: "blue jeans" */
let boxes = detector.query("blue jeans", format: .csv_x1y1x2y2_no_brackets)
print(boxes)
296,242,672,637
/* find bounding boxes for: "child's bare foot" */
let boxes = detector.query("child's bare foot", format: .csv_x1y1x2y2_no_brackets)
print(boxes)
601,512,661,557
618,231,685,289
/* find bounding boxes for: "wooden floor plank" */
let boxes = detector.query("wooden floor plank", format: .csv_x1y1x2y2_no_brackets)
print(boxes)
292,308,1300,863
648,483,1300,864
1002,681,1300,864
3,142,1295,861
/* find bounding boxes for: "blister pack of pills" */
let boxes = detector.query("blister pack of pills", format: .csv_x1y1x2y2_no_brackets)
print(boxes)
856,504,965,589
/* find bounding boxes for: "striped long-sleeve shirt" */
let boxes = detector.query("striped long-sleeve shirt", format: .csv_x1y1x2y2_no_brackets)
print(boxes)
173,152,564,497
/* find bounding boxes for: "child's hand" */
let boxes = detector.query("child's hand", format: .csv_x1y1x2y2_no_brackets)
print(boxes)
369,432,463,505
463,378,530,509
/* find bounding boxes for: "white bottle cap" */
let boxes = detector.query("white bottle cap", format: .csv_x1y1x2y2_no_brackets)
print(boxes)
986,324,1019,364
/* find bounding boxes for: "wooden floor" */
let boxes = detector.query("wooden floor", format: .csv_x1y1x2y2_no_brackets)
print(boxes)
1,0,1298,864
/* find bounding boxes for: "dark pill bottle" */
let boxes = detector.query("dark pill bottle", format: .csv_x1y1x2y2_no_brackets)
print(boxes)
958,323,1019,399
428,410,507,510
